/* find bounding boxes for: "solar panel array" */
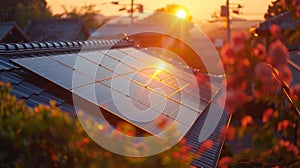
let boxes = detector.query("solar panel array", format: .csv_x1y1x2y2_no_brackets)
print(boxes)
11,47,219,136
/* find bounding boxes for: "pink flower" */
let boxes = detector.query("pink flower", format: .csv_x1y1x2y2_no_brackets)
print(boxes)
254,63,280,97
225,89,250,114
270,24,282,39
252,43,266,60
218,156,233,168
226,74,247,90
221,43,237,65
267,40,289,67
276,65,293,85
262,108,274,123
231,31,249,47
292,84,300,99
241,115,253,128
255,62,273,83
236,58,251,77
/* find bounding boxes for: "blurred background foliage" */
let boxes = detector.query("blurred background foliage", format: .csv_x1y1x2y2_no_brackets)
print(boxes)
0,82,195,168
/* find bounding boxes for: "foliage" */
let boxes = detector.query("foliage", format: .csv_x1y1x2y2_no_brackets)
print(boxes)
0,0,52,27
55,4,103,29
263,0,300,46
218,16,300,168
0,82,199,168
264,0,289,20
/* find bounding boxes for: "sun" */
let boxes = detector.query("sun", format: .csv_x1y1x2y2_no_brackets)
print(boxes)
176,9,187,19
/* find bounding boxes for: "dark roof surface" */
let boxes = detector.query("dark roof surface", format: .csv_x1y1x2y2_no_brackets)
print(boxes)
257,12,300,32
0,22,31,42
0,39,229,168
289,50,300,85
24,18,90,42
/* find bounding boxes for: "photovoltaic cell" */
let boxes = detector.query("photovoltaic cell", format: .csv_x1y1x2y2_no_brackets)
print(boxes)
11,47,220,136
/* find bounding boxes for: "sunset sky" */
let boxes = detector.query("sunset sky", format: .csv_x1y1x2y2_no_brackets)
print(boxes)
47,0,273,22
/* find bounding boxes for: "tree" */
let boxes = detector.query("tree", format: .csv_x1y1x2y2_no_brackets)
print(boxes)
0,0,53,27
56,4,103,29
264,0,289,20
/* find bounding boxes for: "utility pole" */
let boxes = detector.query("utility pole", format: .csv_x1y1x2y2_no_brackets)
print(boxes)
226,0,230,43
130,0,134,24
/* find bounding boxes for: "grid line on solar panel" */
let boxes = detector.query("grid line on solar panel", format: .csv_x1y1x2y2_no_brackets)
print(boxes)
49,53,135,84
78,51,139,78
95,76,197,127
11,47,220,136
100,74,206,116
101,49,199,95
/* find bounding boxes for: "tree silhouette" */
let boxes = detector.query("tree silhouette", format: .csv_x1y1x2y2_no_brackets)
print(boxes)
264,0,289,20
0,0,52,27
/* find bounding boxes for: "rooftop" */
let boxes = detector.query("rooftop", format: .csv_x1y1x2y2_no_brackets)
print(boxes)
0,39,229,168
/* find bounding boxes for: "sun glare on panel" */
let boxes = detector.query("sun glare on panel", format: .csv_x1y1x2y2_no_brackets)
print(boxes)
151,63,166,79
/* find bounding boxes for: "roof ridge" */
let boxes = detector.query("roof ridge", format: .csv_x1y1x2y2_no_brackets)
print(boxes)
0,38,133,56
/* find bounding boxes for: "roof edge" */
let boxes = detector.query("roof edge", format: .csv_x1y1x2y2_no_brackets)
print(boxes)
0,38,134,56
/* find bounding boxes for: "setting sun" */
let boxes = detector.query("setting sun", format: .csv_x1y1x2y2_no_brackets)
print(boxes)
176,9,187,19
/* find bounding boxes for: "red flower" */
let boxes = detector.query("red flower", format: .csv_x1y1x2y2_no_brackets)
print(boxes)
241,115,253,128
172,152,181,158
281,0,288,7
198,140,213,154
296,4,300,18
221,126,235,141
218,156,233,168
277,120,290,131
262,108,274,123
83,137,90,144
279,139,299,156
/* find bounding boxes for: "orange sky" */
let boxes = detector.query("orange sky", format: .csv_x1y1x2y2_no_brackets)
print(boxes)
47,0,273,22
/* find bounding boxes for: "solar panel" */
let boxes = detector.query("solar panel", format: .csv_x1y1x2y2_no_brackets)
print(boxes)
11,47,220,137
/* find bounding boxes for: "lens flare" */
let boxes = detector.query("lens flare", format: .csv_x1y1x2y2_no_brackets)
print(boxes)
176,9,187,19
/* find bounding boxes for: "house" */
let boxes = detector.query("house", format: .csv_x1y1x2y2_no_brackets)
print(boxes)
255,11,300,49
24,18,90,42
0,38,230,168
0,22,31,43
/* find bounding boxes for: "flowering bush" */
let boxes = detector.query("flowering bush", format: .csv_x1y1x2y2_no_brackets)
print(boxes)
0,82,197,168
218,5,300,166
